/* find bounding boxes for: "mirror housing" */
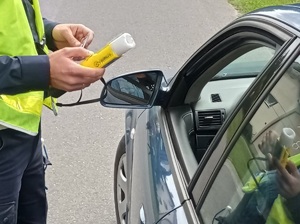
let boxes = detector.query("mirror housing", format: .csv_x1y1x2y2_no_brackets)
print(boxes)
100,70,164,109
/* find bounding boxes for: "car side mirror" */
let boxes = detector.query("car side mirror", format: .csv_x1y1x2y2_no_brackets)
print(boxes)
100,70,164,108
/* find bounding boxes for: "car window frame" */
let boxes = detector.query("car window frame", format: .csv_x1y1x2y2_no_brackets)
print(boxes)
166,19,294,186
192,38,300,223
166,18,291,107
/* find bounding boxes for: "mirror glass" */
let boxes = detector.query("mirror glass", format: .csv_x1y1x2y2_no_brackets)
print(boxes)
101,71,162,107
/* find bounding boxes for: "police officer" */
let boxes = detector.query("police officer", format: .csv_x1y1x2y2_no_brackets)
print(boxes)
0,0,105,223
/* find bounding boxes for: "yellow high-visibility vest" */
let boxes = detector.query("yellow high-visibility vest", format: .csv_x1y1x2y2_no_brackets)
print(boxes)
0,0,55,135
266,154,300,224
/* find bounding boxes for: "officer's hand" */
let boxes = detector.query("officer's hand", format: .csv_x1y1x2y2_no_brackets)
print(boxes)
274,158,300,199
258,130,278,170
52,24,94,49
49,47,104,91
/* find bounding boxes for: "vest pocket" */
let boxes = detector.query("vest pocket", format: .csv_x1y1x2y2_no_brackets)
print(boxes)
0,202,16,224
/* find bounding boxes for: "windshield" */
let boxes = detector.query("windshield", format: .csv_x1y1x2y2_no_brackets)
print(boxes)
212,47,275,80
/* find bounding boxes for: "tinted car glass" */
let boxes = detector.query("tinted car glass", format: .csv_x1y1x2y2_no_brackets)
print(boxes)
212,47,275,80
186,43,276,105
178,42,277,182
199,53,300,224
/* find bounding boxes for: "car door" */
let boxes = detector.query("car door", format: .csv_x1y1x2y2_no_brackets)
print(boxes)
127,106,186,224
190,35,300,224
127,15,296,224
160,16,297,223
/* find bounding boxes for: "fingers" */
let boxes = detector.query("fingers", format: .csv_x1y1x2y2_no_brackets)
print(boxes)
269,130,279,145
62,27,81,47
51,68,104,92
258,132,269,155
71,24,94,48
62,47,93,59
66,83,91,92
275,159,300,198
277,173,292,198
59,65,104,91
274,157,289,179
49,48,105,92
52,24,94,48
81,31,94,48
275,159,292,198
286,160,299,176
266,153,274,168
258,130,279,155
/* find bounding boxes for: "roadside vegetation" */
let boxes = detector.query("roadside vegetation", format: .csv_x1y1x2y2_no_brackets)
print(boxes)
229,0,299,13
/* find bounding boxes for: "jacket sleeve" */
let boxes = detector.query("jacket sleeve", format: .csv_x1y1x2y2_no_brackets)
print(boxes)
285,193,300,221
0,19,58,95
43,18,59,51
0,55,50,95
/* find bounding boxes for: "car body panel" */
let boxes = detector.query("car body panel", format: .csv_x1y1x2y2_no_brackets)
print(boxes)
193,38,300,212
165,20,292,107
155,201,196,224
249,4,300,33
127,107,188,223
105,4,300,224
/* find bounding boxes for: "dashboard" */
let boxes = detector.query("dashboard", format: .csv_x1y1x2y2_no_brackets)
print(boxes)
168,77,255,179
193,78,255,160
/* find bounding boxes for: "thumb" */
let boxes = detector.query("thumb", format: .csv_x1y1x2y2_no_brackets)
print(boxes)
63,47,93,59
64,29,81,47
286,160,298,175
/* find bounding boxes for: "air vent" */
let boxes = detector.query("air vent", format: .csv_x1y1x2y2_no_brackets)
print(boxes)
211,94,221,102
197,110,225,130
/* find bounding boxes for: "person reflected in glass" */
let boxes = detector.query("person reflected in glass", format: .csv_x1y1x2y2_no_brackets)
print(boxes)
261,131,300,223
110,76,144,98
135,73,156,91
110,72,157,100
218,130,300,224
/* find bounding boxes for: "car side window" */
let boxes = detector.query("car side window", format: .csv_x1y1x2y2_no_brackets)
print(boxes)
212,46,275,80
199,54,300,224
191,45,276,165
186,44,277,104
175,43,279,182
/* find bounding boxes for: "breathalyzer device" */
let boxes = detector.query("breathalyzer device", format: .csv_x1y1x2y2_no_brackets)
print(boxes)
80,33,136,68
49,33,136,99
274,127,296,167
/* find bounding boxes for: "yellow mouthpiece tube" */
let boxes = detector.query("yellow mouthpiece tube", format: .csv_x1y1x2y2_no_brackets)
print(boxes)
81,33,136,68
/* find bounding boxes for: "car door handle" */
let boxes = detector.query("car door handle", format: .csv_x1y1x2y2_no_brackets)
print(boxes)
140,205,145,224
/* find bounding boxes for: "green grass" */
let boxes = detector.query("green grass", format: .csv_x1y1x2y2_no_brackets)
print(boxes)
229,0,299,13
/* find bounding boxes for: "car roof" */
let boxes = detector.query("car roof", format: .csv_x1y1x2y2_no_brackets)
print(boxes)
245,4,300,34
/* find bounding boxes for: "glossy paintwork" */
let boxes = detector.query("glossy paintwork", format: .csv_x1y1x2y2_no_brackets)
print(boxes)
126,107,184,223
193,26,300,216
117,4,300,224
248,4,300,33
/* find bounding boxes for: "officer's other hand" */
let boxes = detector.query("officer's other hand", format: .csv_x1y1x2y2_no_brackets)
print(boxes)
49,47,104,91
274,157,300,199
258,130,278,170
52,24,94,49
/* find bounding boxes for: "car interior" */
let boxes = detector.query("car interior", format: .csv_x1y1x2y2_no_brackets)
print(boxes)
168,45,276,180
199,55,300,223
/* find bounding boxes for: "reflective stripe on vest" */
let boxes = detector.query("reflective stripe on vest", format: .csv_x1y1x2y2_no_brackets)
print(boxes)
266,195,294,224
266,154,300,224
0,0,50,135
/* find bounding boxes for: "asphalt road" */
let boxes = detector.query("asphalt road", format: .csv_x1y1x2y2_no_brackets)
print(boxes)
40,0,237,223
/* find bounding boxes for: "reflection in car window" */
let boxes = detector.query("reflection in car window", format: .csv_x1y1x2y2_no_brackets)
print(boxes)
187,44,276,104
200,54,300,224
190,46,276,163
111,77,144,98
212,47,275,80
